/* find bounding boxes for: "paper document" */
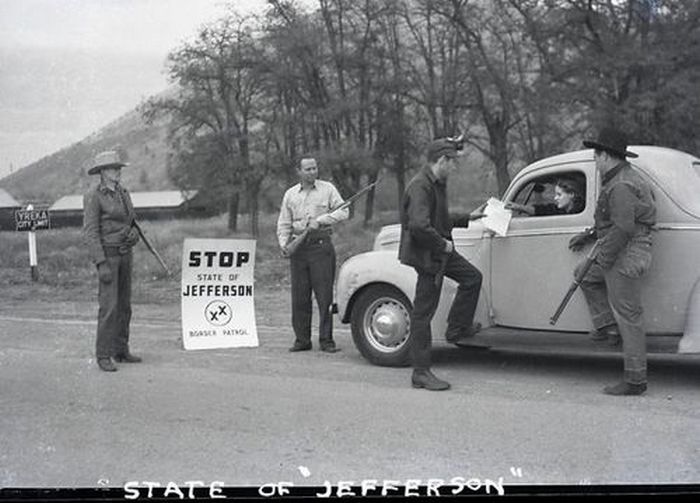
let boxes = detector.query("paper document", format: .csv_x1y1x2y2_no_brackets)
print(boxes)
482,197,512,236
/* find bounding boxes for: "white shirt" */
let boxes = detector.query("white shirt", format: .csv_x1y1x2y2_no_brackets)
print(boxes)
276,179,349,248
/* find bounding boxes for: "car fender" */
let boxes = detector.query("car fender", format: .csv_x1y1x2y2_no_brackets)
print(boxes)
336,250,416,323
678,276,700,354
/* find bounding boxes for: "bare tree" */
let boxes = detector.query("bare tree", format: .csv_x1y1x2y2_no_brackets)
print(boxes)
143,13,264,233
511,0,700,153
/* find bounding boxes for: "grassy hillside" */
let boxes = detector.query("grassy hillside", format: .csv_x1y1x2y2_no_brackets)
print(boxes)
0,107,174,204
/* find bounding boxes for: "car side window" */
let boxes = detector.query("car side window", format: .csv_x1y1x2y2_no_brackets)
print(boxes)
510,171,586,217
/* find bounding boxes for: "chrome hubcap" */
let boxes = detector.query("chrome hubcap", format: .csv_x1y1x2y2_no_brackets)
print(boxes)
363,296,410,353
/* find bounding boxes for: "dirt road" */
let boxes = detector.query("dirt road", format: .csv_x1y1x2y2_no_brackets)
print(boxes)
1,295,699,489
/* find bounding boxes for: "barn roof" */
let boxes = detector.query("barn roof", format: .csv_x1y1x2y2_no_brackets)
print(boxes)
0,188,21,208
49,190,198,211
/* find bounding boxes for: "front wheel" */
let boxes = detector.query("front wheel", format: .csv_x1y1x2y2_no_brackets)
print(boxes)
350,285,412,367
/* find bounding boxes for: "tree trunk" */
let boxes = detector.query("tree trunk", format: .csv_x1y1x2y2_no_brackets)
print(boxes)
248,180,261,238
227,191,239,232
396,164,406,210
363,171,380,227
490,130,511,196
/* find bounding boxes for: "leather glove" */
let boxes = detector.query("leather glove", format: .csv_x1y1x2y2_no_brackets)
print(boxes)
568,231,594,252
97,262,112,283
124,227,140,247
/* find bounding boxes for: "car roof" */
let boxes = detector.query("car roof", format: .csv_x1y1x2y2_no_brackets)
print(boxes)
518,146,700,219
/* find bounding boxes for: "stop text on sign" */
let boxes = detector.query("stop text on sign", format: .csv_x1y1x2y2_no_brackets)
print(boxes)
188,251,250,268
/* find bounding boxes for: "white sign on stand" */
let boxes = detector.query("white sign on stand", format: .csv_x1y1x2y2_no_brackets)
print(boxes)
181,238,258,350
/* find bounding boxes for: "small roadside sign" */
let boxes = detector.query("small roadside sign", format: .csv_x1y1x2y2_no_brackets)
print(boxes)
15,207,50,231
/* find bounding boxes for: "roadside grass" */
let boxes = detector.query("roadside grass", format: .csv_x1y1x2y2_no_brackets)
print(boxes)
0,211,391,304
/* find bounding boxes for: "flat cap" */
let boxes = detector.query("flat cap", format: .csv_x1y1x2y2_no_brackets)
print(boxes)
427,136,465,163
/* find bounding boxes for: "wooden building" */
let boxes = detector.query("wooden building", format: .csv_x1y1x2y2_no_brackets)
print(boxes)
0,188,22,231
49,190,207,227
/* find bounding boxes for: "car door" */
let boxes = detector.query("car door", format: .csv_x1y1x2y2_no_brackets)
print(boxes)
489,161,597,331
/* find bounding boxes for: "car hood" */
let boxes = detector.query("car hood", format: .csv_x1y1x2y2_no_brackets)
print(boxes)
373,222,487,251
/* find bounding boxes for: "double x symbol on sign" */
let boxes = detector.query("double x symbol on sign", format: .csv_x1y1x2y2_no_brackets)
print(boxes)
209,304,228,322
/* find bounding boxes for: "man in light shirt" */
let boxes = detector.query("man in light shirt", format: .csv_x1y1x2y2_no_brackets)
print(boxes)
277,157,349,353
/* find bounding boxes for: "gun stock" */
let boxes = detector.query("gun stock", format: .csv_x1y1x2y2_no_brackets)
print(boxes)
133,220,171,276
549,241,600,325
285,228,309,257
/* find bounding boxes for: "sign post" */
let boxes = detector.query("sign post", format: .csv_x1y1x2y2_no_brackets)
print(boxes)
28,223,38,281
181,238,259,350
15,204,50,281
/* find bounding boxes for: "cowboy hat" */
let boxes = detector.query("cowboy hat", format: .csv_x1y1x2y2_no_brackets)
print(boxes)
583,127,638,158
87,150,129,175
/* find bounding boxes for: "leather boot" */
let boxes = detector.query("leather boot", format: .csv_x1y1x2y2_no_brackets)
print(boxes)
606,333,622,348
590,324,619,342
289,342,312,352
97,358,117,372
446,323,483,345
115,352,142,363
411,369,450,391
603,382,647,396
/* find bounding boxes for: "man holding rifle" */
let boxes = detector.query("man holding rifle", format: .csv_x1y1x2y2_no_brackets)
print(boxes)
399,136,485,391
276,157,349,353
569,127,656,396
83,150,142,372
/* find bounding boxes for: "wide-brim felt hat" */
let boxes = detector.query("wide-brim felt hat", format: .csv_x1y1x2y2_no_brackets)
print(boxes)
88,150,129,175
583,127,638,158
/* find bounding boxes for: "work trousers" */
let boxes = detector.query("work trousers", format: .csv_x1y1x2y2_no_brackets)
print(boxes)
96,251,133,359
410,250,483,370
289,235,336,348
577,236,652,385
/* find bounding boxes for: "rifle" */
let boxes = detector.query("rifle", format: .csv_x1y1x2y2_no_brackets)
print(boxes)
132,220,172,276
549,240,600,325
285,178,381,257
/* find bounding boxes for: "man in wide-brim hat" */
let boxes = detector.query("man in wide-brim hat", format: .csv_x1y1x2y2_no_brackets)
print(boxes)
569,127,656,396
87,150,128,175
83,150,141,372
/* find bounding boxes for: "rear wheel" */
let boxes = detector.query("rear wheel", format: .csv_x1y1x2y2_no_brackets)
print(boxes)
350,284,412,367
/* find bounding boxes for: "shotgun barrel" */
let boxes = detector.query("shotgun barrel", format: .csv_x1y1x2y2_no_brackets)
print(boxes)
132,220,171,276
549,241,600,325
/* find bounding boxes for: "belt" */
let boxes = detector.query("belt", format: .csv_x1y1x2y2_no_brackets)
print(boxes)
304,236,331,246
103,245,132,256
292,228,332,241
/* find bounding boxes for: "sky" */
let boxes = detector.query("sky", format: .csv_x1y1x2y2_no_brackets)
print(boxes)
0,0,294,180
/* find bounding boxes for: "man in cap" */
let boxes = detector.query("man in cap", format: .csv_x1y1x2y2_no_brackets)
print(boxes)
569,127,656,395
276,157,349,353
83,150,141,372
399,136,485,391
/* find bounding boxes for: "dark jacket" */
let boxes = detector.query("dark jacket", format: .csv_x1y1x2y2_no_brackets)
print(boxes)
399,166,464,274
83,183,136,265
594,161,656,268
